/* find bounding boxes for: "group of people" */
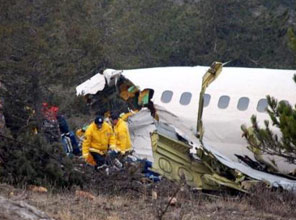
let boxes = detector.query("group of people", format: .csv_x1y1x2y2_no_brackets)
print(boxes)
82,111,132,170
42,101,132,170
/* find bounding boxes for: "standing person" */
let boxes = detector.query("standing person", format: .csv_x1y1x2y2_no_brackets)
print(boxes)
41,103,60,143
57,114,80,156
110,112,132,155
82,115,115,169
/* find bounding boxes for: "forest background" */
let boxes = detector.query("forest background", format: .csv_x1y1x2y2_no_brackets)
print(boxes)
1,0,296,187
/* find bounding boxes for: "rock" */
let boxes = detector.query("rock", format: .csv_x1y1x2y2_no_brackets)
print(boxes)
168,197,177,206
0,195,54,220
151,190,157,200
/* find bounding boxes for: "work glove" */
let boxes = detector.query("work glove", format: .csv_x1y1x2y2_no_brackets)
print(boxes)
108,149,118,155
82,153,89,159
85,154,96,166
119,150,126,155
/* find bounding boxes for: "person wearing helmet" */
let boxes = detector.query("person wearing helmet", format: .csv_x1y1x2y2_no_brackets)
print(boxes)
82,115,115,169
110,111,132,154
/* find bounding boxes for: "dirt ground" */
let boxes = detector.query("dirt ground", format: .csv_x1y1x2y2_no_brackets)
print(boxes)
1,176,296,220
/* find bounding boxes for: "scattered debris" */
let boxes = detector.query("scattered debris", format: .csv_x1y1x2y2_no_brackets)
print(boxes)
152,190,158,200
28,185,48,193
168,197,177,206
75,190,95,200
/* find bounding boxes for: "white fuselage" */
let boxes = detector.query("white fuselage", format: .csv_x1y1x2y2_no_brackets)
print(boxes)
121,66,296,172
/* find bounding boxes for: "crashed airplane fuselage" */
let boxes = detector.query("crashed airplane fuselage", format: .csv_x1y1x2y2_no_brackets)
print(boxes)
76,63,296,191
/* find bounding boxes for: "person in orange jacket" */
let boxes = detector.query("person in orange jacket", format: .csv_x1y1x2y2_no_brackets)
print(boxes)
82,115,115,169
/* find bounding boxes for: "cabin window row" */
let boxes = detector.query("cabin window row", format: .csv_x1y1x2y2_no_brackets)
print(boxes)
160,90,289,112
161,90,192,106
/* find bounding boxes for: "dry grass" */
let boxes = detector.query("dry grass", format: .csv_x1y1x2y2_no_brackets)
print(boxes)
1,176,296,220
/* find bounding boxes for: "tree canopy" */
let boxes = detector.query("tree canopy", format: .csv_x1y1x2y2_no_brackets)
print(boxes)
1,0,296,186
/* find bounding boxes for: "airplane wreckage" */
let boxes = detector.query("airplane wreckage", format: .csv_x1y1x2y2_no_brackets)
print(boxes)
76,62,296,192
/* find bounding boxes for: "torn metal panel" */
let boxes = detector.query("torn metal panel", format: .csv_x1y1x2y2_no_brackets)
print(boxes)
103,69,123,86
202,143,296,191
154,105,200,150
150,131,245,192
153,109,248,192
155,107,296,191
197,61,223,139
127,109,156,162
128,106,200,163
128,108,247,192
76,73,105,96
128,108,296,191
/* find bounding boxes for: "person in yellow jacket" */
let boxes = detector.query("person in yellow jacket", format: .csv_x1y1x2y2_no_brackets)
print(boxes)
110,112,132,154
119,110,138,122
82,115,115,168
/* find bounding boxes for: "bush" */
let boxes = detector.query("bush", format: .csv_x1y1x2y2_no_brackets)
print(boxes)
242,76,296,165
0,129,84,188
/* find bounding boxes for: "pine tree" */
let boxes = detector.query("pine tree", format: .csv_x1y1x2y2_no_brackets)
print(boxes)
0,1,89,187
242,94,296,164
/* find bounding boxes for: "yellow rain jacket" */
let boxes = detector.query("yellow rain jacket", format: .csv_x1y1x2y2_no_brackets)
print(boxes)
111,118,132,154
120,110,138,121
82,122,115,159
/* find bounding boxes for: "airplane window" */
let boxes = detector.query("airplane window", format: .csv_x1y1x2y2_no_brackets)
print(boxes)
161,90,173,103
237,97,249,111
180,92,192,105
204,94,211,107
218,95,230,109
257,98,268,112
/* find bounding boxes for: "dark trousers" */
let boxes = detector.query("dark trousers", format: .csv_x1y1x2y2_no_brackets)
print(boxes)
108,150,119,160
90,152,106,167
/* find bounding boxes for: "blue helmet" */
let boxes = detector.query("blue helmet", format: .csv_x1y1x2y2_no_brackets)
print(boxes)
95,115,104,125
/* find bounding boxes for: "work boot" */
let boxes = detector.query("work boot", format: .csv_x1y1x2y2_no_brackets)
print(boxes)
105,167,110,176
114,158,123,168
96,164,107,171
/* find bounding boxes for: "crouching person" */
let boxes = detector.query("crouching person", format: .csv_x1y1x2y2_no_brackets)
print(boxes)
108,112,132,167
82,115,114,170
